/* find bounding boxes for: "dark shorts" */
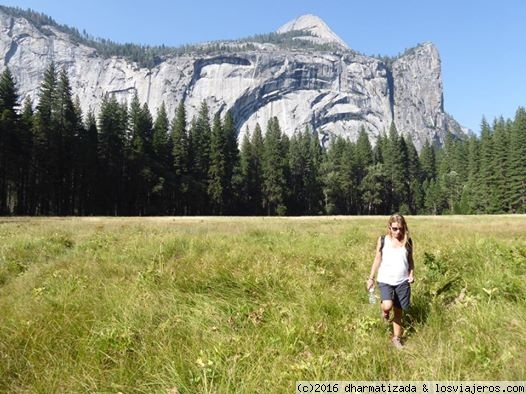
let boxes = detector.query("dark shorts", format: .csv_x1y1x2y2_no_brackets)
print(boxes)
378,281,411,310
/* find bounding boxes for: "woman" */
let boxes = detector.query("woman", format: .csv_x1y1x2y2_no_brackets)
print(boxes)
367,213,414,349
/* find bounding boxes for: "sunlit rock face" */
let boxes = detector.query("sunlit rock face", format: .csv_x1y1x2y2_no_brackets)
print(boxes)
0,10,466,150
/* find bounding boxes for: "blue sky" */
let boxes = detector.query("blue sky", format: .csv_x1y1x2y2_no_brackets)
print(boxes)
1,0,525,134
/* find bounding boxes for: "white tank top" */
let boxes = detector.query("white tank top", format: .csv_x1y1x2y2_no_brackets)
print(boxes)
377,236,409,285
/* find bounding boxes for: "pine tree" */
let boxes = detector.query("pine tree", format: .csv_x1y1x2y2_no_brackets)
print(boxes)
355,126,374,181
97,94,128,215
0,67,19,214
240,124,264,214
321,137,357,214
222,111,240,214
17,98,34,214
406,137,423,213
477,119,496,212
34,62,59,214
77,111,98,214
355,127,373,213
251,124,265,214
152,103,171,161
171,102,189,214
374,132,388,164
396,135,411,214
438,133,463,213
508,107,526,212
239,128,253,214
360,163,389,215
287,128,324,215
383,123,409,212
423,178,444,215
490,117,510,212
71,96,86,214
55,68,80,214
127,95,154,214
207,112,227,214
341,139,358,214
262,117,287,215
151,102,172,214
464,136,481,213
307,128,324,215
188,101,211,214
451,137,469,214
419,140,437,181
0,67,18,111
126,93,143,213
288,130,311,215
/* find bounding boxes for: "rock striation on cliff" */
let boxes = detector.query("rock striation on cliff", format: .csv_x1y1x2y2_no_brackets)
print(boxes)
0,9,466,149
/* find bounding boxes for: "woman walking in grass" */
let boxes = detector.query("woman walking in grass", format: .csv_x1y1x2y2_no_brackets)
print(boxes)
367,213,414,349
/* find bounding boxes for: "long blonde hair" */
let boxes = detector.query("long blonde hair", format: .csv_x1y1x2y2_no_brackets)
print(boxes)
387,213,410,249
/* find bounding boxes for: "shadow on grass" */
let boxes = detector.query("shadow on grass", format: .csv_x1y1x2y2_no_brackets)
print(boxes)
404,292,431,335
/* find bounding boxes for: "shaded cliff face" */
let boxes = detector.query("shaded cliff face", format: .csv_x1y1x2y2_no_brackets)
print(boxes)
0,10,465,150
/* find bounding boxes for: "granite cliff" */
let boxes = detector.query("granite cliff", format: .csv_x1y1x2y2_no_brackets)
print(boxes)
0,10,466,149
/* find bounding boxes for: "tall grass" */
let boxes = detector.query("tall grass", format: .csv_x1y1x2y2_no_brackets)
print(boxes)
0,216,525,392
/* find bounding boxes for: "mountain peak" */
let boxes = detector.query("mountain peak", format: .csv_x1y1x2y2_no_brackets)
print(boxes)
277,14,349,49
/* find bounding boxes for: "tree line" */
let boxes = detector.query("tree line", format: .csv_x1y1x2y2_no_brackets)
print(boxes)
0,64,525,216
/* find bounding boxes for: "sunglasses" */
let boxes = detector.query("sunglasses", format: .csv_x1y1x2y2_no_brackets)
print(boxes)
390,226,403,232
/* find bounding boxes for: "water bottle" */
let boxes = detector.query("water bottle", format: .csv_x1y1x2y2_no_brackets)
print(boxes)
368,287,376,304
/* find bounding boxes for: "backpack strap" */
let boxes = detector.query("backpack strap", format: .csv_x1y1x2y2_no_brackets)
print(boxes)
380,235,385,254
406,237,413,253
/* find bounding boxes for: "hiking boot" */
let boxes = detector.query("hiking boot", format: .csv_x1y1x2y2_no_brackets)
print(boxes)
391,336,404,349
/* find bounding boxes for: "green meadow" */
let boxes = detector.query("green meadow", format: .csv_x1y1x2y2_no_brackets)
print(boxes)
0,216,525,392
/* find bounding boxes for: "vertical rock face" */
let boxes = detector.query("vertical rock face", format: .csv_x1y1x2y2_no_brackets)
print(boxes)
0,9,466,150
392,43,458,148
227,51,395,146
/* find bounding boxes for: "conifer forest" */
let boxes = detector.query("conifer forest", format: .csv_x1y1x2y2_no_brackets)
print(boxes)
0,64,525,216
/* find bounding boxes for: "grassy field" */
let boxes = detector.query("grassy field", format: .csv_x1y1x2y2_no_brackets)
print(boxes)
0,216,525,392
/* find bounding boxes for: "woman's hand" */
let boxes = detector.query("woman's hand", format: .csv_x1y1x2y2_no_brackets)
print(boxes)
366,277,375,290
408,276,414,284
